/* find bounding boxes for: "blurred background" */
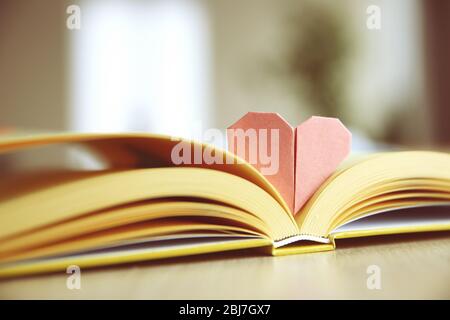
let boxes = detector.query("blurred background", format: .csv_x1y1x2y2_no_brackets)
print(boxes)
0,0,449,160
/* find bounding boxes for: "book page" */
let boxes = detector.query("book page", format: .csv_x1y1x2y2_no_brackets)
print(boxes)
331,205,450,236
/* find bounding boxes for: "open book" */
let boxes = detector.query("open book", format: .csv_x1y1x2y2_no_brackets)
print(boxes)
0,131,449,277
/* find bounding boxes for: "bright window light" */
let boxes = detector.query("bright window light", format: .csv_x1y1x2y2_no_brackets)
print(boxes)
69,0,211,137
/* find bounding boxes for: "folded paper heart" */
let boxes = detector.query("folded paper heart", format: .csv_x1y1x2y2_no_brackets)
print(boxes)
227,112,351,215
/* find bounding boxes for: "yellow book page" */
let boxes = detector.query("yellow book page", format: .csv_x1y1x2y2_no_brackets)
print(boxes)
0,237,271,278
0,219,262,264
0,201,270,256
0,168,298,242
0,132,301,278
331,204,450,239
297,151,450,238
0,132,292,215
332,223,450,240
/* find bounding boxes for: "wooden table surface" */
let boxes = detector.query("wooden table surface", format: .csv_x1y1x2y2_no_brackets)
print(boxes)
1,232,449,299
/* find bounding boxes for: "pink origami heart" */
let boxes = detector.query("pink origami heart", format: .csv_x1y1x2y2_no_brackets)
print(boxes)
227,112,351,215
227,113,295,212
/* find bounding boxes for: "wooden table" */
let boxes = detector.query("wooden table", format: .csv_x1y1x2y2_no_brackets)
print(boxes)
1,232,449,299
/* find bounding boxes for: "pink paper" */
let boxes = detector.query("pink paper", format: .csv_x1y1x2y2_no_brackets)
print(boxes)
227,112,295,213
294,116,351,213
227,113,351,216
